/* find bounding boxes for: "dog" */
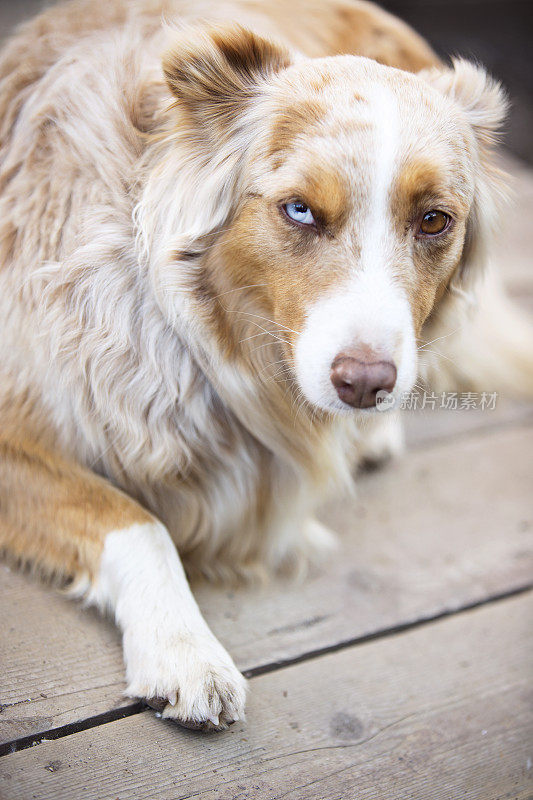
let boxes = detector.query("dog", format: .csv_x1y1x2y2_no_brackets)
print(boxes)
1,0,532,731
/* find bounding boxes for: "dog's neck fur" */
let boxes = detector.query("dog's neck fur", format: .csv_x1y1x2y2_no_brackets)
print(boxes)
132,97,357,569
13,66,353,576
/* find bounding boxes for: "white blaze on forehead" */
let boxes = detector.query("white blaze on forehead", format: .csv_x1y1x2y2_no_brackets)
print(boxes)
361,80,400,271
294,78,417,413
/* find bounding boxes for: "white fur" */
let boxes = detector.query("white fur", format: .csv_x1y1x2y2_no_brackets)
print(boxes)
295,276,416,412
356,410,405,465
360,83,400,276
294,83,417,413
88,522,247,728
1,0,529,737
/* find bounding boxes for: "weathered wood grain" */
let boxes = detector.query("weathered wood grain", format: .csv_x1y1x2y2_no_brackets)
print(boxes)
1,424,532,745
1,593,531,800
0,566,126,743
403,395,533,448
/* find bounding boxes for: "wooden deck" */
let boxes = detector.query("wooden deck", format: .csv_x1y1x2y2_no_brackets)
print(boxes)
0,158,531,799
0,3,532,788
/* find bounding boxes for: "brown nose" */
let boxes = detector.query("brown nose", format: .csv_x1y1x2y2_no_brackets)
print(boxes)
330,351,397,408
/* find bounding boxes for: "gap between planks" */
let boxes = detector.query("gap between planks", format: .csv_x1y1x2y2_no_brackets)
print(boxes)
1,422,532,748
1,592,531,800
1,583,531,758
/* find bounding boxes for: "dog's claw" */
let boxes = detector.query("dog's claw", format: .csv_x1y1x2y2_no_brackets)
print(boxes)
167,691,177,706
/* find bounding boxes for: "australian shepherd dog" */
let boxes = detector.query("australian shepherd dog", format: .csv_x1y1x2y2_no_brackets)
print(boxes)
1,0,532,730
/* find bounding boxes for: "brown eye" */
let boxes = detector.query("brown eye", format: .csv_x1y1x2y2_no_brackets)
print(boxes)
418,210,451,237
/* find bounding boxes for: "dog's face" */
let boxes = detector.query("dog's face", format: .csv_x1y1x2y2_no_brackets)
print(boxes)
162,27,506,415
223,58,479,413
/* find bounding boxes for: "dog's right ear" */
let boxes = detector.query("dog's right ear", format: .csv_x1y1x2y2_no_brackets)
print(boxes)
419,59,509,290
139,27,291,337
162,25,291,135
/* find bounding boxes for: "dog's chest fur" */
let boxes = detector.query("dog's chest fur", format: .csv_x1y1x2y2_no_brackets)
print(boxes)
0,15,354,577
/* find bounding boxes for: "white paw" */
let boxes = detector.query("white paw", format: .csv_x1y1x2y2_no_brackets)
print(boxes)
123,630,247,731
357,411,404,470
302,518,339,561
271,518,338,578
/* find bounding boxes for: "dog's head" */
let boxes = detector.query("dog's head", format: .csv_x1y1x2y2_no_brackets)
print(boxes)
149,25,506,417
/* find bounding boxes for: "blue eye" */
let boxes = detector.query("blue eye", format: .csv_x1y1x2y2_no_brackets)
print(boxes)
283,201,316,227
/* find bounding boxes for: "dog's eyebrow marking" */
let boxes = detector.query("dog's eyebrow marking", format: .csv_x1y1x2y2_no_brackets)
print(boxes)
391,159,468,224
267,98,326,160
295,166,350,229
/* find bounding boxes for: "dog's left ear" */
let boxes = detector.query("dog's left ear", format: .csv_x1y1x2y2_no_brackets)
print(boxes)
163,24,291,136
419,59,509,286
419,58,507,151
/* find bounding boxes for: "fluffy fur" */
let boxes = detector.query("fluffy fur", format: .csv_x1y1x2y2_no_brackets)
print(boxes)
1,0,531,729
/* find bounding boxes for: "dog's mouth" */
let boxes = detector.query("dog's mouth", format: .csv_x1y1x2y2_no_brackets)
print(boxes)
290,328,416,417
258,336,414,418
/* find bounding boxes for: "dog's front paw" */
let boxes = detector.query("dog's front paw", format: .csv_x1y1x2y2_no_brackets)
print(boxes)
356,411,405,471
271,518,338,578
124,631,247,731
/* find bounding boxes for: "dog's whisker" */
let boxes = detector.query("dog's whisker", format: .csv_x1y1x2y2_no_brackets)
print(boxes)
219,307,300,336
255,359,291,380
268,371,292,384
417,327,463,350
418,347,459,366
238,331,273,344
234,319,291,346
250,338,290,355
250,329,290,346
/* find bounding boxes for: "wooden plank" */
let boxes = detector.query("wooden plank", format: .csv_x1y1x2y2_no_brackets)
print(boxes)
1,0,533,753
1,593,531,800
0,566,127,743
1,424,532,746
404,395,533,448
